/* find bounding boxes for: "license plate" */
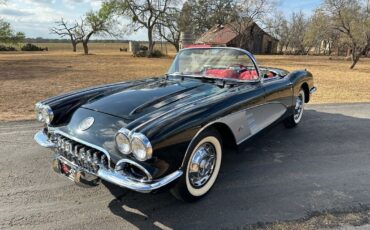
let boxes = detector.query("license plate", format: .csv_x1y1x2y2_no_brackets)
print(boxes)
55,159,77,181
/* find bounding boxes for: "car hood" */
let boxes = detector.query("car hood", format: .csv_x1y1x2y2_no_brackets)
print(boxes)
81,78,225,120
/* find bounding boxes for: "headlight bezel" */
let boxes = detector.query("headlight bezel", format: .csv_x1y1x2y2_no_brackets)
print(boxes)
131,133,153,161
35,103,54,125
115,129,153,161
41,105,54,125
115,128,132,155
35,102,44,122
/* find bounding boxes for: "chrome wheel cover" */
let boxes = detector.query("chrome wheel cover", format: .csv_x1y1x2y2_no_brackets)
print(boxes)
188,142,216,188
294,90,305,123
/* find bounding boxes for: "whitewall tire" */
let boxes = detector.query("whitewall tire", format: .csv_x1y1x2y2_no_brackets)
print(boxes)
171,128,222,202
284,88,306,128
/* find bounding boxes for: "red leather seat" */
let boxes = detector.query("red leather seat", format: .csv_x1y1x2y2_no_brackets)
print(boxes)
205,69,238,79
239,70,258,80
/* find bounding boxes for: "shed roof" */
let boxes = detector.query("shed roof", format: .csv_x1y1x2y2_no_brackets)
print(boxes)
195,21,279,45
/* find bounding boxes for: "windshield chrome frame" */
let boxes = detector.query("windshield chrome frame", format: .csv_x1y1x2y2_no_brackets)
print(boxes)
168,47,263,83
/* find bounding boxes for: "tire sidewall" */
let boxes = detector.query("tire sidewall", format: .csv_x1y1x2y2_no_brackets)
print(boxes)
185,136,222,197
171,128,222,201
294,89,305,124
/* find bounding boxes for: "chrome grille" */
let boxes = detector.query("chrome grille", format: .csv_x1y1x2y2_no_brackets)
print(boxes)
53,134,109,173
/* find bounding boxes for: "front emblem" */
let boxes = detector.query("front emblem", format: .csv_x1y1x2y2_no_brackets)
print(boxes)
79,117,94,131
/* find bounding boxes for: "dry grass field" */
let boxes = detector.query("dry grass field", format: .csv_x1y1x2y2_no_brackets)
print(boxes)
0,43,369,121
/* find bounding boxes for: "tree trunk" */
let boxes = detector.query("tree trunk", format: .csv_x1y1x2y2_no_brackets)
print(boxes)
284,44,289,54
72,42,77,52
350,54,360,69
83,42,89,55
351,47,356,62
278,44,284,54
148,28,154,56
174,43,179,52
350,45,368,69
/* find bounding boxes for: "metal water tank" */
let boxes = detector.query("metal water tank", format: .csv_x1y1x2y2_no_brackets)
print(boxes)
129,41,140,54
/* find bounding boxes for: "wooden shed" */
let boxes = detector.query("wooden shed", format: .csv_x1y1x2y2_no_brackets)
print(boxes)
195,21,279,54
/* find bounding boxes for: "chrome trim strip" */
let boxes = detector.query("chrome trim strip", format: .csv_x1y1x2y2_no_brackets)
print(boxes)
310,87,317,94
97,168,183,193
34,131,56,148
51,130,112,169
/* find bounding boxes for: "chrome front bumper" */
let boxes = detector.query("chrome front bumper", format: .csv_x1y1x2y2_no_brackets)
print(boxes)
34,130,183,193
34,130,55,148
310,87,317,94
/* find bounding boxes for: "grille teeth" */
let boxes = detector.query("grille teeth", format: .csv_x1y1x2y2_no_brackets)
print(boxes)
54,135,109,173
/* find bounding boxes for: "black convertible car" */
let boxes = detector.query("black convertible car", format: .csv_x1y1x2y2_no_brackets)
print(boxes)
34,47,316,201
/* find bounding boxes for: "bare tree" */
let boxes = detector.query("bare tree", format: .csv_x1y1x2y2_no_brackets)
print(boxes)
157,8,181,51
304,9,342,55
50,18,80,52
323,0,370,69
289,11,310,54
111,0,174,56
182,0,235,35
75,4,116,55
227,0,276,48
266,13,291,53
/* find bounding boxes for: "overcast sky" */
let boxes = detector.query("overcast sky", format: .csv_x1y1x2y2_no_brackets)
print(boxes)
0,0,322,40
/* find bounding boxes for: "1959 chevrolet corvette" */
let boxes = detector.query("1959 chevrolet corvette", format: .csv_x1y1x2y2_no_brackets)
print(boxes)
34,47,316,201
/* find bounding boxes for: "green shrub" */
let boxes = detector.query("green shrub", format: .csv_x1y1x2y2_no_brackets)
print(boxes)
149,50,165,58
0,45,17,51
139,45,148,51
21,43,47,51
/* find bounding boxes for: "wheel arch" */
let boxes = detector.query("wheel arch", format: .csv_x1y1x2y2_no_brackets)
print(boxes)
180,121,237,169
210,122,238,149
301,82,310,103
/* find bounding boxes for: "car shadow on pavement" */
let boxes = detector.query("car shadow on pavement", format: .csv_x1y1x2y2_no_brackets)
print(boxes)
104,108,370,229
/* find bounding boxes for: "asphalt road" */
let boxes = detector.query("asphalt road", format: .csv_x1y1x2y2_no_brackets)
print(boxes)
1,103,370,230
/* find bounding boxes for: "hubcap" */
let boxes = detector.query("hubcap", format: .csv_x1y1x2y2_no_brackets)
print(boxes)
188,143,216,188
294,91,304,123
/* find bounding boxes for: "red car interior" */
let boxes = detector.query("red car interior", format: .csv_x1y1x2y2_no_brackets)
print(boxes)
205,69,239,79
239,70,258,80
205,68,258,80
205,68,276,80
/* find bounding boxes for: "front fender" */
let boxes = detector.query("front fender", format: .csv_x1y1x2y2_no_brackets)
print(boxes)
287,70,314,102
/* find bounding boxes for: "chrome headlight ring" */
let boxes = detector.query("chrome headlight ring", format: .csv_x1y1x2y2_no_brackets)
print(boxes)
131,133,153,161
41,105,54,125
35,102,44,122
115,128,132,155
115,128,153,161
35,103,54,125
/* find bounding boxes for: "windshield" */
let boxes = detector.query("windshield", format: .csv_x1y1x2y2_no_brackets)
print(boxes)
168,48,260,81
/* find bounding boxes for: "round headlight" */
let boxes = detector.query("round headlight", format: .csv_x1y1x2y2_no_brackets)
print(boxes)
41,105,54,124
115,128,131,154
35,102,44,122
131,133,152,161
